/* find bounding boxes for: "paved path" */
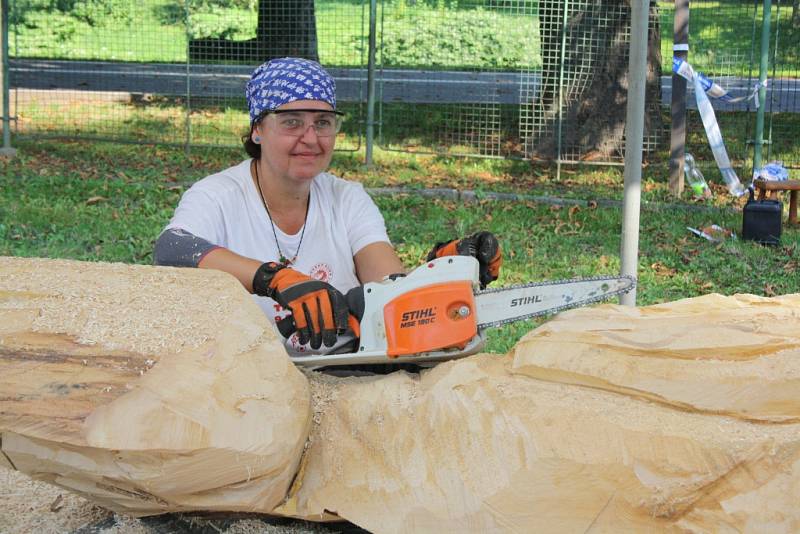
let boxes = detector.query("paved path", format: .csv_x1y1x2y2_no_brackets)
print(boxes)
10,59,800,112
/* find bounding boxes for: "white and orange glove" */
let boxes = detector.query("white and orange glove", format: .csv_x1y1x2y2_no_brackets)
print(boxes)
253,262,350,349
427,231,502,289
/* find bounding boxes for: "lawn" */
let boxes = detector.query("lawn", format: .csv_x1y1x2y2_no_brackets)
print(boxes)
658,0,800,77
8,0,799,74
2,136,798,354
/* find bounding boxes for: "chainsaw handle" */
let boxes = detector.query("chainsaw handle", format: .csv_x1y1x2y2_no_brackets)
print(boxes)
345,286,366,321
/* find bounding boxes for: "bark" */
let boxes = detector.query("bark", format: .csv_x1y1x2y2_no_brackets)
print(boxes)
189,0,319,62
256,0,319,60
529,0,663,161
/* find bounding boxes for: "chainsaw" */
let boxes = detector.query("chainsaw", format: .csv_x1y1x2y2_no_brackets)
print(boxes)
289,256,635,368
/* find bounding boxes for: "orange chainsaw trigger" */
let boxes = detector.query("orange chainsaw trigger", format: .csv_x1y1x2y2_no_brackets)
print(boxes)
383,281,477,358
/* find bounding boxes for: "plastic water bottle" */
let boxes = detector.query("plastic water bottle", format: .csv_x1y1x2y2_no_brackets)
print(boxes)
684,154,712,199
721,167,746,197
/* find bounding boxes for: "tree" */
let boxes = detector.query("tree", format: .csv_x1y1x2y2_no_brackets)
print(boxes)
189,0,319,62
527,0,663,161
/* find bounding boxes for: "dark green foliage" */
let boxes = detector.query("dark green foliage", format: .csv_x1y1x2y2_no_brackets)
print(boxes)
381,8,537,68
14,0,133,27
188,6,251,39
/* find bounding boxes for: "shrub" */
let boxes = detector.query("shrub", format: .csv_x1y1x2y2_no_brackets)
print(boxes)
13,0,132,27
188,5,252,39
381,8,538,69
72,0,133,26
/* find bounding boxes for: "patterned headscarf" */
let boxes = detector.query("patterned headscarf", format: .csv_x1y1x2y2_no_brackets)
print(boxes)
245,57,337,124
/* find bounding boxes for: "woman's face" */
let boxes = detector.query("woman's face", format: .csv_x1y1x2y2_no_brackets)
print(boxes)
254,99,337,186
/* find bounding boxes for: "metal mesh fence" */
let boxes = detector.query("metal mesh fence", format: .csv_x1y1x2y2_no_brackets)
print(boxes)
376,0,663,163
7,0,367,150
375,0,539,158
763,0,799,169
3,0,799,170
660,0,800,174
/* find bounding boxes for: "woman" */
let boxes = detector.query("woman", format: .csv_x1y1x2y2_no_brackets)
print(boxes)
155,57,501,356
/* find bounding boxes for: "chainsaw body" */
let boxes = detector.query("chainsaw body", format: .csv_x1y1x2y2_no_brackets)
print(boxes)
291,256,486,368
360,256,485,357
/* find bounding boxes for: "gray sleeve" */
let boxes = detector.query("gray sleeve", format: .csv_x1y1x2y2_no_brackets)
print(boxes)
154,228,220,268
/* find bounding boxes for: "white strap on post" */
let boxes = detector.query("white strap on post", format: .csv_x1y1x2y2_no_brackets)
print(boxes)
672,57,754,195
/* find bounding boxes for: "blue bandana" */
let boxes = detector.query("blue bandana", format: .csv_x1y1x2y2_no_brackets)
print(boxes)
245,57,337,124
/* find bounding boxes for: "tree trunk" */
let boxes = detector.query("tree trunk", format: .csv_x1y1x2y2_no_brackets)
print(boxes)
529,0,663,161
256,0,319,60
793,0,800,28
189,0,319,63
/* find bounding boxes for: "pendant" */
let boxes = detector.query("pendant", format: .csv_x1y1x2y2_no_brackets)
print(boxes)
279,254,290,265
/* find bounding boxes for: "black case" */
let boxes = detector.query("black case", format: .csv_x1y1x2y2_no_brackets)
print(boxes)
742,188,782,245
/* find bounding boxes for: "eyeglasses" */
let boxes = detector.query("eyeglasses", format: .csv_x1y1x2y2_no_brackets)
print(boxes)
261,109,345,138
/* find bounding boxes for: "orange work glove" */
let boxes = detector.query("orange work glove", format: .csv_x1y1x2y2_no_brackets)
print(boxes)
253,262,349,349
427,231,502,289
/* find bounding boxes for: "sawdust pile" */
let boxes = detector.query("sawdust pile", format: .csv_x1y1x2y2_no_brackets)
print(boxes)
0,469,346,534
0,257,242,356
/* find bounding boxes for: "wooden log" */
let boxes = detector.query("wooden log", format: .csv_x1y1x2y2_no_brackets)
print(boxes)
278,295,800,532
2,256,799,532
0,256,311,516
511,293,800,423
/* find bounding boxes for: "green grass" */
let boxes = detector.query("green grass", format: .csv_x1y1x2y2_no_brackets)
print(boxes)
658,0,800,77
2,137,799,354
10,0,799,73
15,90,800,169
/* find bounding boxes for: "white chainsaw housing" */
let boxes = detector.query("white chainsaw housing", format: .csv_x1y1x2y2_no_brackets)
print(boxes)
290,256,486,368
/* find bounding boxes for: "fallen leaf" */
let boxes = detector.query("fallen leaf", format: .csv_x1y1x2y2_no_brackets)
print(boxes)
85,196,107,206
568,205,580,220
650,262,677,276
764,283,776,297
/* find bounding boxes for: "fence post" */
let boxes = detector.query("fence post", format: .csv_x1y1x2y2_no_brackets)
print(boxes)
753,0,771,173
668,0,689,196
184,0,191,156
365,0,378,167
1,0,16,157
620,0,649,307
555,0,569,181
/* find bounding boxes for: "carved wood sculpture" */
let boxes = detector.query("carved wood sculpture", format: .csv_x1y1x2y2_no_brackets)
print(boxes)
0,256,311,516
2,256,799,532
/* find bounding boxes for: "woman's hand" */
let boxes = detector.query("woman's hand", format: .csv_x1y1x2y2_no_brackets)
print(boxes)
253,263,349,349
426,231,502,289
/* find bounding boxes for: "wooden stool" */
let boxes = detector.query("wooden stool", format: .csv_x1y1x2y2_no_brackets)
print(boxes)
754,179,800,225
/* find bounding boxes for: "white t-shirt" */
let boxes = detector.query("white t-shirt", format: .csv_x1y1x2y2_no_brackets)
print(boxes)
165,159,391,355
